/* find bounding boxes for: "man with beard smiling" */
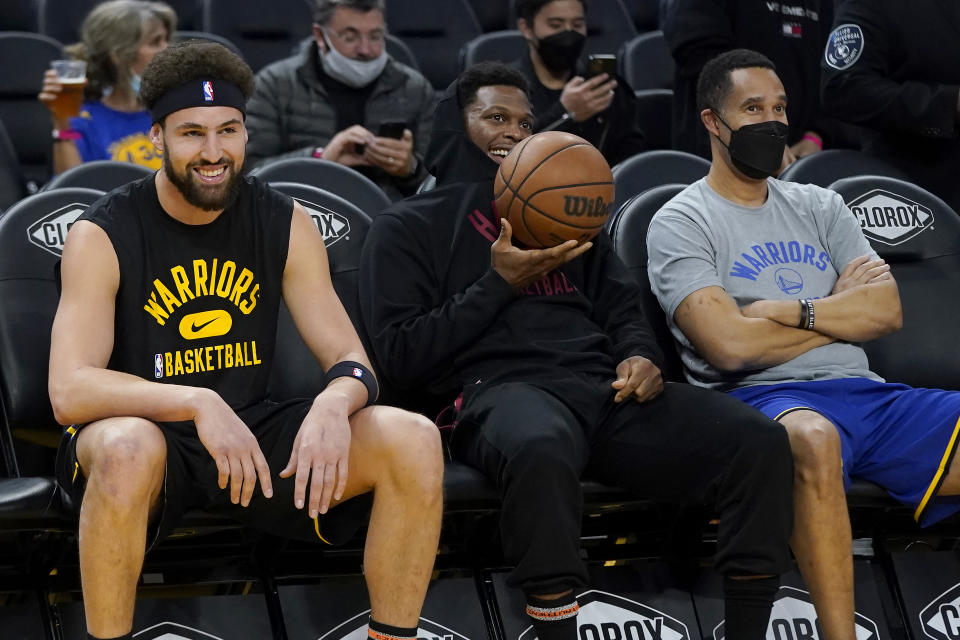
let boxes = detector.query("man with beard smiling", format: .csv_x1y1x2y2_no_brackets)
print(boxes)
361,61,795,640
49,41,443,640
511,0,646,165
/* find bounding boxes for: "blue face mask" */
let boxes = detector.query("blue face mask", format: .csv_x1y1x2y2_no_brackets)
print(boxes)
130,72,142,96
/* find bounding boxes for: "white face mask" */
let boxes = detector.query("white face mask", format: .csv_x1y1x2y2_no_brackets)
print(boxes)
319,31,388,88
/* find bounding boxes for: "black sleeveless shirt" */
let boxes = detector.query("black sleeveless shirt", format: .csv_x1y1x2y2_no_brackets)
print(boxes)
79,175,294,411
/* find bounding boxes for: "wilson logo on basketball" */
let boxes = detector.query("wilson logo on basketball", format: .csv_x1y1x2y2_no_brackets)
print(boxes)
563,195,610,218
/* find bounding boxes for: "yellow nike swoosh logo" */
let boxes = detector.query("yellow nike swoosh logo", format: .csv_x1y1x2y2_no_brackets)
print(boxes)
179,309,232,340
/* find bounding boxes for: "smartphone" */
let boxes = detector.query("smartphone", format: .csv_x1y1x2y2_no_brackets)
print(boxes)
378,121,407,139
587,54,617,78
356,122,407,154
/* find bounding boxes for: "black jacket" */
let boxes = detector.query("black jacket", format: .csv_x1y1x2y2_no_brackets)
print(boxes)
358,84,662,398
820,0,960,211
510,54,646,166
665,0,834,157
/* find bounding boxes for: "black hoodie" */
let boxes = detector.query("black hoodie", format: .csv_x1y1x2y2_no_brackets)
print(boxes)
358,84,663,399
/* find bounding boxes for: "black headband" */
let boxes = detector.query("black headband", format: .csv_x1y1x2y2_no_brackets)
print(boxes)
150,78,246,123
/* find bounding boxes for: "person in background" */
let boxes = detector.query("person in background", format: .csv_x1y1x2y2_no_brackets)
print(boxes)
245,0,435,202
664,0,834,168
37,0,174,175
820,0,960,214
512,0,645,166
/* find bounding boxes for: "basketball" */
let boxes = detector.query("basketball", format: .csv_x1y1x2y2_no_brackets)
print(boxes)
493,131,615,249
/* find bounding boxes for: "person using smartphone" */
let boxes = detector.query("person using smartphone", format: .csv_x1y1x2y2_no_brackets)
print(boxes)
511,0,646,165
245,0,436,201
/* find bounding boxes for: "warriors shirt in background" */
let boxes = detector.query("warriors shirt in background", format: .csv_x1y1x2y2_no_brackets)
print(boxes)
78,175,293,411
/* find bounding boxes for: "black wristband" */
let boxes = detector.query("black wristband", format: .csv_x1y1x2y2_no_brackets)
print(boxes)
324,361,379,407
797,298,808,329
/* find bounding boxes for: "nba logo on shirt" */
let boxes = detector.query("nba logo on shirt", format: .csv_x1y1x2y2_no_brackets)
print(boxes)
202,81,214,102
155,354,163,379
352,367,363,378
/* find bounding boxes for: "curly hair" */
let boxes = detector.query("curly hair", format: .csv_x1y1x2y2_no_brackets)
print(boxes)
456,61,530,111
65,0,176,102
140,41,254,124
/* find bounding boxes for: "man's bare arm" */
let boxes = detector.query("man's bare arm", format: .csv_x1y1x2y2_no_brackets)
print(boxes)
741,257,902,342
674,286,835,373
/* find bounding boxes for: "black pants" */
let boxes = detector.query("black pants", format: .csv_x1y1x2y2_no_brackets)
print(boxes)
450,377,794,594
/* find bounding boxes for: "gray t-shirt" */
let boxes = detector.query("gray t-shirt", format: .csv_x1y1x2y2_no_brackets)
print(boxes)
647,177,882,390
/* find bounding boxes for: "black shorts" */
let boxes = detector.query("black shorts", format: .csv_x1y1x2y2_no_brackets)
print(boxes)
55,398,372,549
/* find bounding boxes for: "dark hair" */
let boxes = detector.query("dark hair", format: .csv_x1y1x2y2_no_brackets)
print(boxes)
515,0,587,24
140,41,254,124
696,48,777,114
310,0,385,25
456,61,530,110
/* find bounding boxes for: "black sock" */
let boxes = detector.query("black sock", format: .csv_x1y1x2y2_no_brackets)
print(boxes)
368,617,418,640
723,575,779,640
87,634,132,640
526,592,579,640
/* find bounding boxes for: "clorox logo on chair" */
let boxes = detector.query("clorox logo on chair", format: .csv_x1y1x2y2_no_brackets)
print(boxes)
318,610,473,640
518,591,690,640
845,189,935,247
133,621,223,639
712,587,879,640
294,197,352,248
26,203,88,256
919,582,960,640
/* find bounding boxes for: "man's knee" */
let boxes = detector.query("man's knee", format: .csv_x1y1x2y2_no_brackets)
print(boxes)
781,413,843,483
82,417,166,504
377,409,444,495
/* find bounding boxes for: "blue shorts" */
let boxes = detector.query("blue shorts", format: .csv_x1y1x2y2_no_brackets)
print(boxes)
728,378,960,526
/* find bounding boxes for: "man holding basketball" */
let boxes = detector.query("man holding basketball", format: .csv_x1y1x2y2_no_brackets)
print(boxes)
360,61,795,640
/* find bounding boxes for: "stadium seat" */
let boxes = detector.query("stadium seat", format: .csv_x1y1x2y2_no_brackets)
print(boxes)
633,88,673,150
630,0,661,32
0,32,63,191
619,30,674,90
41,160,154,193
248,157,392,219
607,184,689,383
173,30,243,58
199,0,312,71
829,176,960,391
1,0,40,32
778,149,911,187
265,182,374,400
466,0,509,32
386,0,482,88
40,0,199,41
459,30,527,70
610,149,710,214
0,187,105,528
385,34,420,71
0,118,29,213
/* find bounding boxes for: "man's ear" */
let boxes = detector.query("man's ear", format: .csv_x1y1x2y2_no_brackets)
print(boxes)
517,17,534,41
701,108,721,137
150,123,163,153
312,24,327,53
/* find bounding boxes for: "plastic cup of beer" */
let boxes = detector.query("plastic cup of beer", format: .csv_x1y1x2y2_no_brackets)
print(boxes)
50,60,87,121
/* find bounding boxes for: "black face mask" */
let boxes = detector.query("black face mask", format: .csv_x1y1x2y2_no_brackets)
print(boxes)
535,30,586,74
713,111,789,180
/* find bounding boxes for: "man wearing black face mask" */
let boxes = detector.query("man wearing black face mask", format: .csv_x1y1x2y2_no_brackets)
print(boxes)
511,0,646,165
649,49,960,640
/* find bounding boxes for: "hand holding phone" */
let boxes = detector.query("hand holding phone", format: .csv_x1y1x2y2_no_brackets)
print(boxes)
587,54,617,79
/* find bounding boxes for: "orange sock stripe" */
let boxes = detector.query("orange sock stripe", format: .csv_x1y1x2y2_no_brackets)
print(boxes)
526,601,580,621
